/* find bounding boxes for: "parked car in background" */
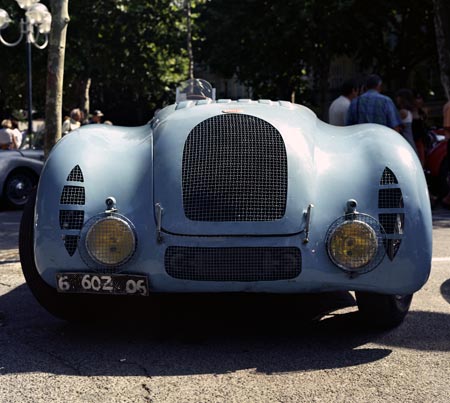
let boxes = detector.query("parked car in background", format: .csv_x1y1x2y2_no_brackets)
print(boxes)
20,79,432,329
0,148,43,208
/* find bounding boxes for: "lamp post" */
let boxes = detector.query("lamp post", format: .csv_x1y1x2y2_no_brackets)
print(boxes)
0,0,51,145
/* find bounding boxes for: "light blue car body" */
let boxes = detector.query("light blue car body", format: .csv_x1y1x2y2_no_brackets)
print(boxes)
33,99,432,295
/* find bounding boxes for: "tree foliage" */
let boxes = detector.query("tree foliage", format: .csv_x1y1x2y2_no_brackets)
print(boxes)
0,0,446,125
62,0,192,125
199,0,438,110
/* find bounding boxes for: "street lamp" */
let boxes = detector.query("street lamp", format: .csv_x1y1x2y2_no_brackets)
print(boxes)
0,0,51,144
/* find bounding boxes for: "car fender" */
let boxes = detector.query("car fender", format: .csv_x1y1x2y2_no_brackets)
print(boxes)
34,124,154,284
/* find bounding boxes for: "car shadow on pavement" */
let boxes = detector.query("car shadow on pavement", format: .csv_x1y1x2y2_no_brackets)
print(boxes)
1,283,449,377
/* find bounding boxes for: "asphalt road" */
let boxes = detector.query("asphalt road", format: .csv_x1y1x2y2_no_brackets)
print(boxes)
0,208,449,403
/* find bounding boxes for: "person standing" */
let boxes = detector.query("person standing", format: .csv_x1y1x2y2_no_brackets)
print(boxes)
411,93,429,166
62,108,82,136
328,79,358,126
395,88,418,153
0,119,15,149
346,74,402,131
444,99,450,137
89,110,104,124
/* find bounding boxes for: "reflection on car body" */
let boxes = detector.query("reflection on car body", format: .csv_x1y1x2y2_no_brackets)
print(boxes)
20,79,432,329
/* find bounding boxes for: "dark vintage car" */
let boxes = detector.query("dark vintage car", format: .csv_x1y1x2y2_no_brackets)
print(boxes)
19,79,432,329
0,148,43,208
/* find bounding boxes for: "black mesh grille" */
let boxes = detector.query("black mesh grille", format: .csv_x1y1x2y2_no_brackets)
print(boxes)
59,210,85,230
182,114,288,221
60,186,85,205
165,246,301,281
379,213,404,234
64,235,80,256
378,168,403,260
380,167,398,185
378,188,403,209
66,165,84,182
383,239,402,260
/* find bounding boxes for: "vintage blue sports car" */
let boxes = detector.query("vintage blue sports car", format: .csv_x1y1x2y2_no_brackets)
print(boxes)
19,79,432,328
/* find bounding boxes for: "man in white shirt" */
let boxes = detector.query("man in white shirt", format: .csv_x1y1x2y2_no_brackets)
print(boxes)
0,119,15,149
328,79,358,126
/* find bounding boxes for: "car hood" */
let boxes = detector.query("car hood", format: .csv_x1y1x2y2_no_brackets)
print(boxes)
152,101,318,236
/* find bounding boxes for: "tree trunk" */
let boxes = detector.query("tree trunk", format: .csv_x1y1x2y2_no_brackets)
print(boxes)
44,0,69,158
433,0,450,100
80,77,91,122
185,0,194,79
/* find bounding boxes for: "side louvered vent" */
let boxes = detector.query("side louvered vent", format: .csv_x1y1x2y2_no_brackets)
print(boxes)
378,167,404,260
380,167,398,185
59,210,85,230
67,165,84,182
60,166,85,256
64,235,80,256
60,186,85,205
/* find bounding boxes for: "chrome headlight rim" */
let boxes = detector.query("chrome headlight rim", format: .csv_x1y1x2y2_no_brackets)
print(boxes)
326,213,386,274
79,213,137,273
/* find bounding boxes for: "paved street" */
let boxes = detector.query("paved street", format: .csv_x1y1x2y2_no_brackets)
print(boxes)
0,208,449,403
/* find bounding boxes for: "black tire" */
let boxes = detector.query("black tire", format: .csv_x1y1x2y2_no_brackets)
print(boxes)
19,190,159,322
4,169,37,209
355,291,413,329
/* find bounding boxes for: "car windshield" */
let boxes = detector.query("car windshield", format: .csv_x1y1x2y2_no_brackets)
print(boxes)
176,79,215,102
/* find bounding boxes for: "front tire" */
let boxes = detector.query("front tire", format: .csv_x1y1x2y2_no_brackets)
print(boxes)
355,291,412,329
19,189,88,320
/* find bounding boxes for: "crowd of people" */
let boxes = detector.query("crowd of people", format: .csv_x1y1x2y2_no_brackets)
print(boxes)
62,108,110,136
328,74,450,207
329,74,449,165
0,108,110,150
0,118,24,150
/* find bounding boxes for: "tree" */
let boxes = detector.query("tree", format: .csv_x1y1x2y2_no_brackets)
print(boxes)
433,0,450,99
44,0,69,157
60,0,191,125
199,0,437,115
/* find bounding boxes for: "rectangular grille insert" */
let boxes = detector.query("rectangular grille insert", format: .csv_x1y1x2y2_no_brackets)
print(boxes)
378,188,403,209
59,210,85,230
165,246,301,282
60,186,85,205
182,114,288,221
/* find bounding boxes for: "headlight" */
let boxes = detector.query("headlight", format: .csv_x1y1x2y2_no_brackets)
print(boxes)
81,214,137,271
326,214,385,273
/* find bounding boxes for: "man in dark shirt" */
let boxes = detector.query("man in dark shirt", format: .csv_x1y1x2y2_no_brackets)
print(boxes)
346,74,402,132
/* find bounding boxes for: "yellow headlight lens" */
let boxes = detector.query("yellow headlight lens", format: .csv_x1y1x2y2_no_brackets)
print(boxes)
328,220,378,270
86,216,136,266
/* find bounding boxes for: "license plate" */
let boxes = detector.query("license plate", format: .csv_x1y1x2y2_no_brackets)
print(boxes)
56,273,149,296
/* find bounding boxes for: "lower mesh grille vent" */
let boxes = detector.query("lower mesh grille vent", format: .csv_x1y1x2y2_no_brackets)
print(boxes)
165,246,301,281
64,235,80,256
60,186,85,205
67,165,84,182
378,167,404,260
379,213,404,235
59,210,85,230
60,166,85,256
